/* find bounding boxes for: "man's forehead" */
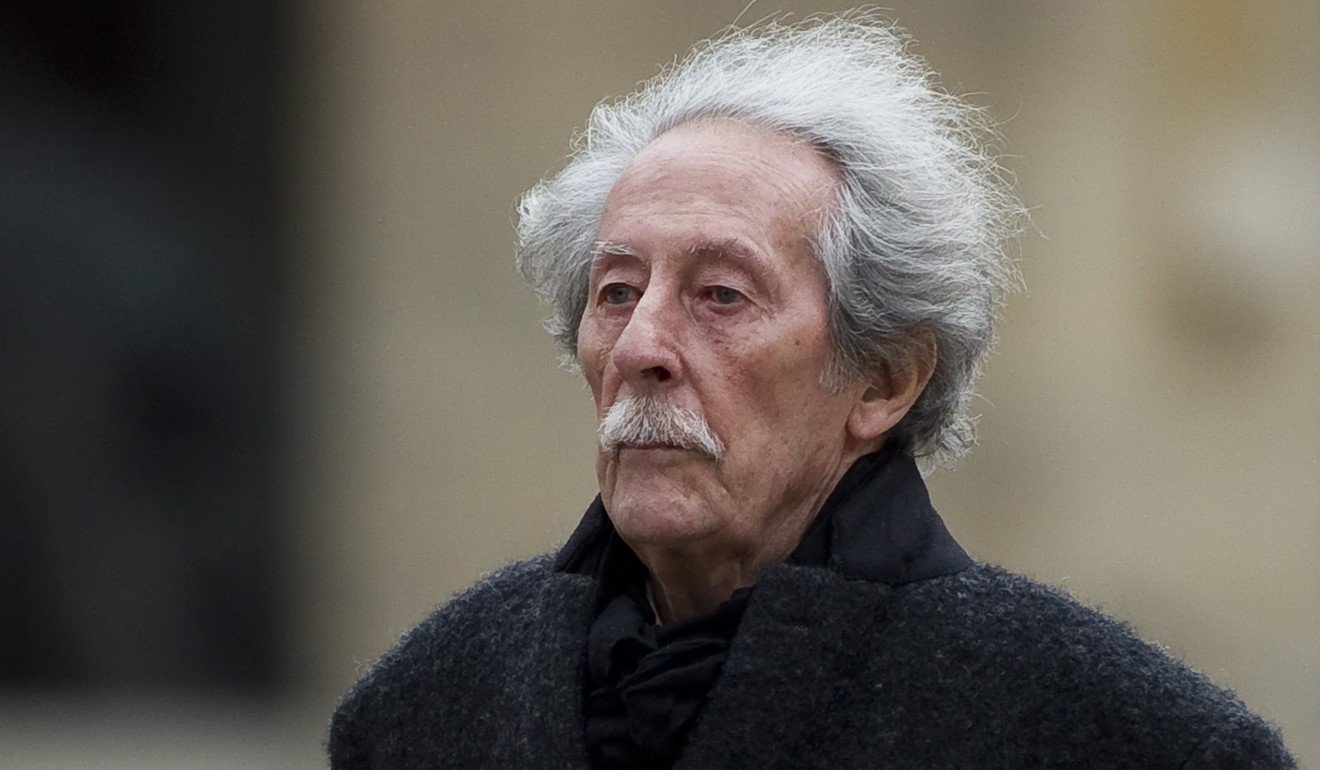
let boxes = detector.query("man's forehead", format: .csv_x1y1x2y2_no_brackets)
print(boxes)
589,236,782,280
592,237,759,262
595,130,836,277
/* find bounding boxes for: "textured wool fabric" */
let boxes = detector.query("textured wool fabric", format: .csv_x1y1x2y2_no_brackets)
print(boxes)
330,448,1293,767
329,556,1295,768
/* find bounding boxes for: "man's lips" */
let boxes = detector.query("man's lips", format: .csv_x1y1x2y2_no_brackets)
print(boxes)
611,443,716,464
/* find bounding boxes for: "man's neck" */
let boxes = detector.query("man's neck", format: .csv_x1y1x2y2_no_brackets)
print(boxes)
644,558,758,624
631,500,825,624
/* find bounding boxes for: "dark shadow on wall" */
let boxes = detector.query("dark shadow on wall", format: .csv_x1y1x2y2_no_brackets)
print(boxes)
0,0,291,694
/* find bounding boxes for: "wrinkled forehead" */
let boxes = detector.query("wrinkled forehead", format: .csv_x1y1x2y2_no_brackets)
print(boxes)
598,119,840,268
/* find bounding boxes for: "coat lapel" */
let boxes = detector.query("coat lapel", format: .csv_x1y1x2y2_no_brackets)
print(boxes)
676,564,894,769
509,570,596,769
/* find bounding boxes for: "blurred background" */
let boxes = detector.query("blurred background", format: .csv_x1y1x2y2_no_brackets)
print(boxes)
0,1,1315,767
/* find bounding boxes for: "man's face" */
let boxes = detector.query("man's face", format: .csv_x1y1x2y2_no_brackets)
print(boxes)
577,120,869,562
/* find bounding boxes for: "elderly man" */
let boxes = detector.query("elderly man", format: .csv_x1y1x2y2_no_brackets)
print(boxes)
330,15,1294,769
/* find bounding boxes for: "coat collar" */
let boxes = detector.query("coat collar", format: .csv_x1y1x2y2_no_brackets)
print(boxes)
787,444,972,585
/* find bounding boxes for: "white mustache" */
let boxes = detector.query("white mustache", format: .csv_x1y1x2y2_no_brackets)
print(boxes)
597,394,725,461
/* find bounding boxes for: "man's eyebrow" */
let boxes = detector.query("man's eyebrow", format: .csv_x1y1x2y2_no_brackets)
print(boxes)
690,238,766,269
589,238,770,275
591,241,636,259
588,241,639,275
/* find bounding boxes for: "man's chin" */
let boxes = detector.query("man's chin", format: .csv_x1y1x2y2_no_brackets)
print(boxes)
606,501,711,548
601,473,717,541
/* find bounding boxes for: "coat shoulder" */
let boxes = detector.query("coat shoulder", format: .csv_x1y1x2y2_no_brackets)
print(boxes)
880,563,1294,767
327,555,557,767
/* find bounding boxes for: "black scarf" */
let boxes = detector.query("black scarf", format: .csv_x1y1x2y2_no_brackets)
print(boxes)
554,445,972,769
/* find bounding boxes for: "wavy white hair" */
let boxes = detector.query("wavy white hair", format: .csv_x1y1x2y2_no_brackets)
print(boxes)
516,12,1024,466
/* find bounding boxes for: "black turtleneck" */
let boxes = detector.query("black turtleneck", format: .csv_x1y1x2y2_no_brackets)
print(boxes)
553,445,972,769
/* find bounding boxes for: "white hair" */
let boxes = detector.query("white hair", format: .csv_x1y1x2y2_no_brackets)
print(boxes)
516,12,1024,466
598,394,725,461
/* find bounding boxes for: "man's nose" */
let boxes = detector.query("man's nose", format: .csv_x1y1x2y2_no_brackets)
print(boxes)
611,291,683,388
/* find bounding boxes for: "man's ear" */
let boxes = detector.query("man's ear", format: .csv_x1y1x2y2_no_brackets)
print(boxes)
846,332,937,446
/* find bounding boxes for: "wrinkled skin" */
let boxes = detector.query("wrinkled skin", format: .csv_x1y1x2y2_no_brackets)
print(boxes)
577,120,927,621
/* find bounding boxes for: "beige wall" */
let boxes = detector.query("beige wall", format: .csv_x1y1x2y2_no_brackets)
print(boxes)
292,2,1319,764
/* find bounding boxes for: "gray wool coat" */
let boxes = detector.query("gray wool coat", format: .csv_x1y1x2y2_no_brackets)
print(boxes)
329,554,1294,768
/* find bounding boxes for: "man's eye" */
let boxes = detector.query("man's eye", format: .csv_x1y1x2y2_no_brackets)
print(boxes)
708,286,743,305
603,284,637,305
